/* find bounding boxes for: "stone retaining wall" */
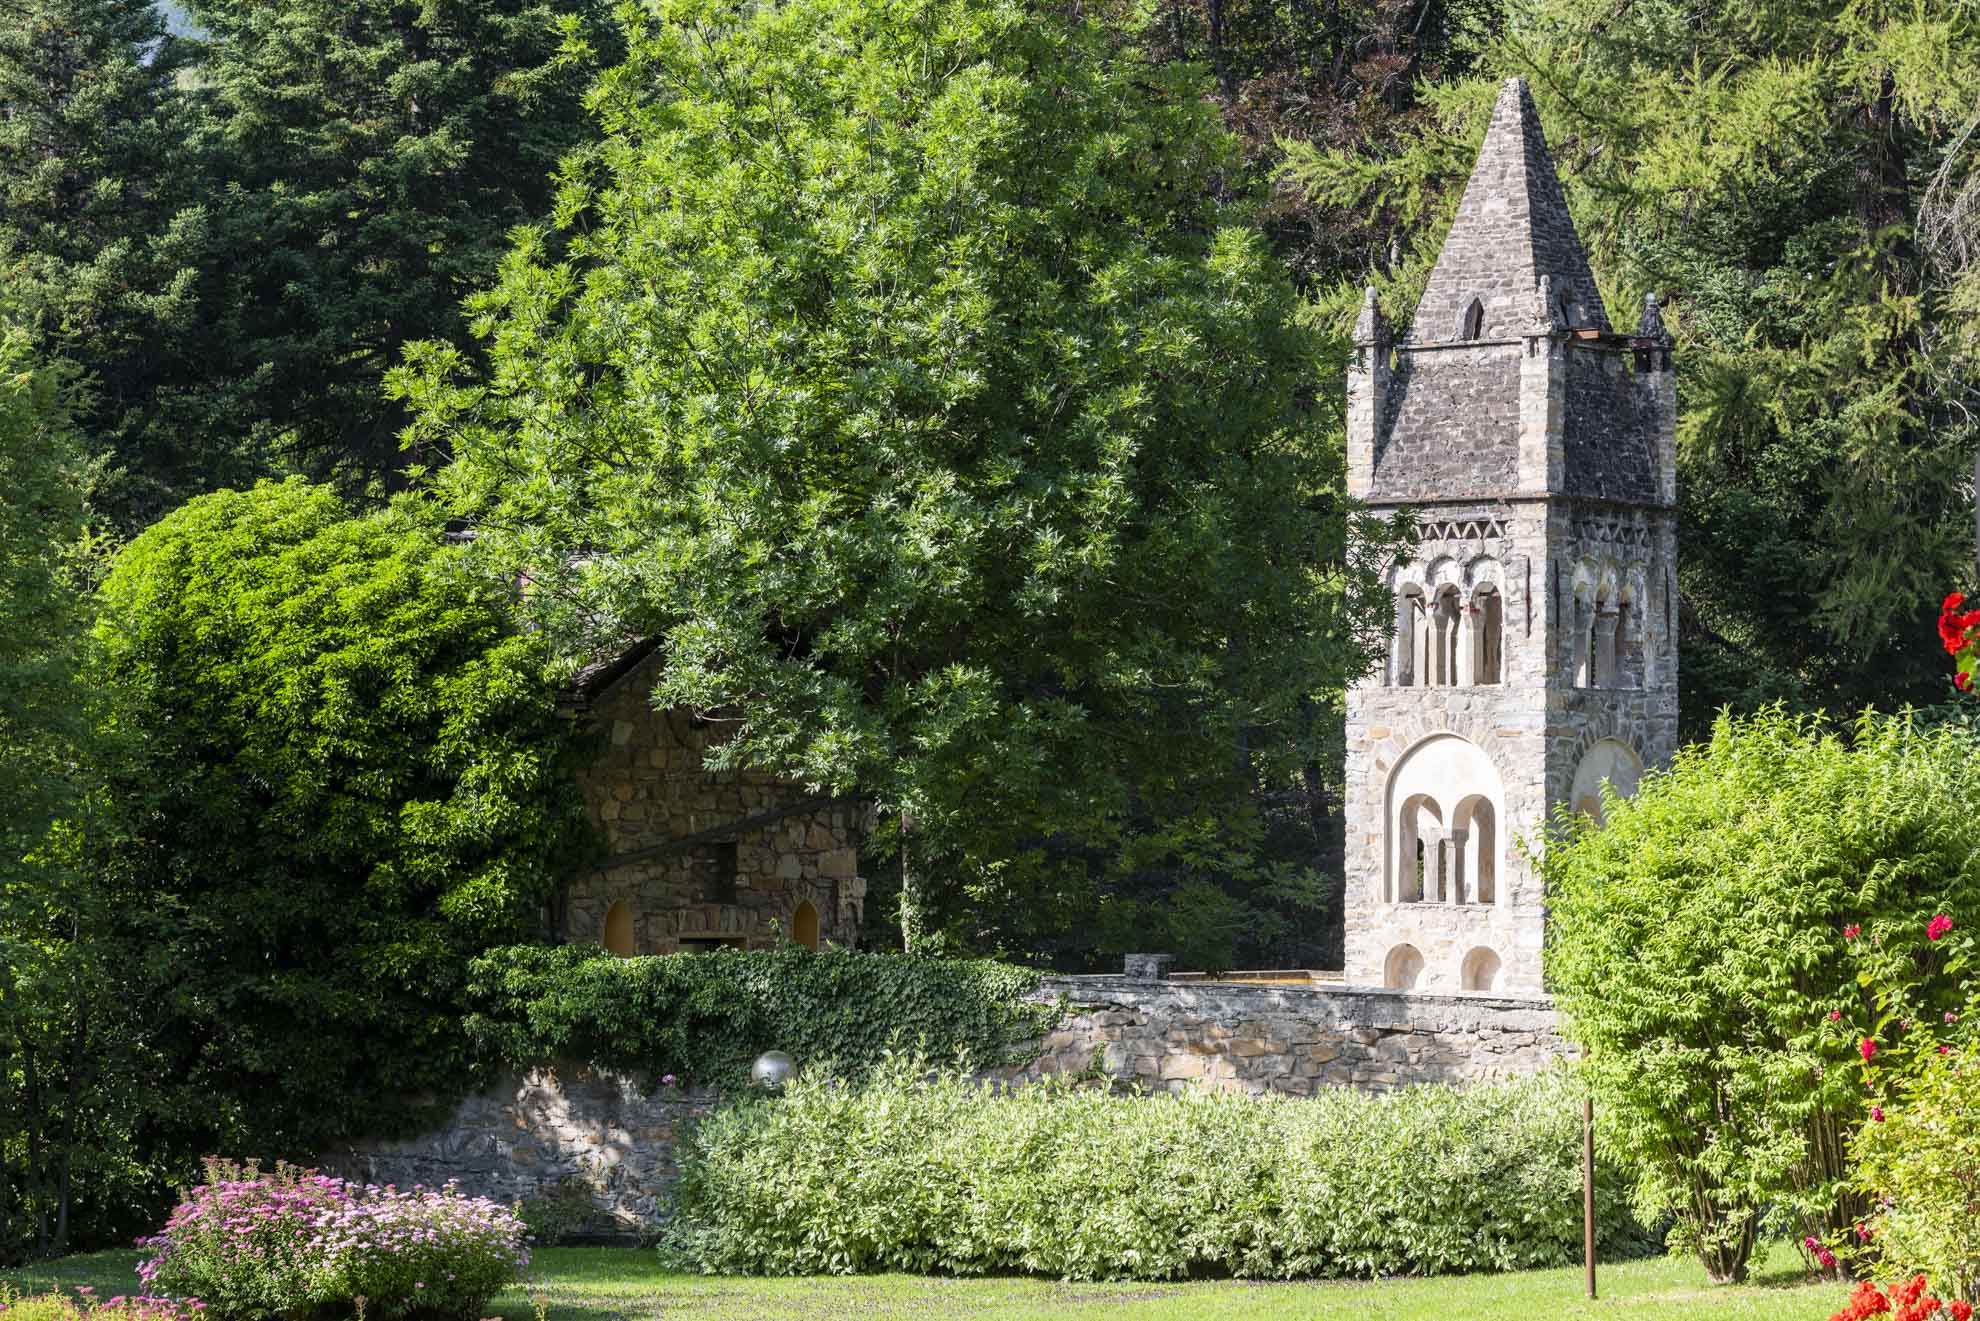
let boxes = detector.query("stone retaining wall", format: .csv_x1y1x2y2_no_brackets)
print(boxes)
323,978,1569,1237
1014,975,1569,1094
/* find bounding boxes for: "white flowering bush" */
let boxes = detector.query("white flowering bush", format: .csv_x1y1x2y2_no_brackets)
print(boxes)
666,1056,1641,1280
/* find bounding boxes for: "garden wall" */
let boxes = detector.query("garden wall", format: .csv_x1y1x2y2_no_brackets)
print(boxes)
321,977,1568,1237
1012,974,1570,1094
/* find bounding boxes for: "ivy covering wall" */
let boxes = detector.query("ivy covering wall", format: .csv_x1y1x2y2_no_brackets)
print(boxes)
463,946,1064,1088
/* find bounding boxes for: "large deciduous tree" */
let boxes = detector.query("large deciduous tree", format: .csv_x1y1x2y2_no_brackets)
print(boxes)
397,0,1403,952
0,324,109,1263
1286,0,1980,733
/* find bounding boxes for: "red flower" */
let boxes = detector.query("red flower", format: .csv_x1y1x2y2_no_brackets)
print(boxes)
1846,925,1862,938
1930,914,1954,941
1832,1009,1844,1022
1863,1038,1879,1061
1946,593,1966,614
1958,671,1974,692
1873,1105,1885,1122
1950,1301,1972,1321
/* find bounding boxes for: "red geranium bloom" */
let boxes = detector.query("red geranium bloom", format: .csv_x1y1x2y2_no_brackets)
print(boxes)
1946,593,1966,613
1863,1038,1878,1061
1846,924,1862,938
1958,672,1974,692
1930,914,1954,941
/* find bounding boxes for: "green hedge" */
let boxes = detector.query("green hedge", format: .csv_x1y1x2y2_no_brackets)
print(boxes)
463,945,1063,1088
664,1058,1643,1280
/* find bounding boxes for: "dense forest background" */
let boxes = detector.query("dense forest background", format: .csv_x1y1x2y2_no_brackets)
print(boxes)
2,0,1977,1258
5,0,1976,969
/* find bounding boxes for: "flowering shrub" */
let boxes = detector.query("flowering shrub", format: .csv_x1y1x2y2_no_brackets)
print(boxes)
309,1184,529,1317
137,1160,351,1317
136,1160,527,1319
1940,593,1980,690
1810,902,1980,1300
1543,709,1980,1284
0,1288,204,1321
1829,1275,1974,1320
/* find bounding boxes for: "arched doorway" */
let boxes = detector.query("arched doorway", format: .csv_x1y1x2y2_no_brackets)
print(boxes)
791,899,820,951
602,900,635,957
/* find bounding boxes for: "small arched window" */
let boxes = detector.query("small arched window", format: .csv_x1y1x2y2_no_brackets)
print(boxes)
1471,585,1502,685
602,900,635,957
1460,298,1484,341
1433,586,1462,685
1394,586,1425,686
791,900,820,951
1385,944,1426,991
1461,947,1502,993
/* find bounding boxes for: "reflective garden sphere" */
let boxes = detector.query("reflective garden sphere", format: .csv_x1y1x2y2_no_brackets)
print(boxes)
751,1050,798,1094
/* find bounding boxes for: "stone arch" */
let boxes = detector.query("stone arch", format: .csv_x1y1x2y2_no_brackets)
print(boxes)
1461,946,1502,993
1385,943,1426,990
1393,580,1428,686
1459,296,1485,341
1396,793,1443,902
1432,584,1463,685
1567,564,1597,686
1386,734,1504,906
602,900,635,957
1451,793,1497,904
1470,582,1503,685
791,899,820,950
1571,737,1645,825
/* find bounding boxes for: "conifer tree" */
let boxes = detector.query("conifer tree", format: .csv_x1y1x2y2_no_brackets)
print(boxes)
1285,0,1980,730
179,0,618,491
0,0,234,527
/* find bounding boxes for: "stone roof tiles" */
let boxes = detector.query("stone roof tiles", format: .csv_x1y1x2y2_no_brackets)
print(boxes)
1406,78,1610,346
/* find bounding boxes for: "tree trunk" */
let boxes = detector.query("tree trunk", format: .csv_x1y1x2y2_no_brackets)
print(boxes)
897,809,926,954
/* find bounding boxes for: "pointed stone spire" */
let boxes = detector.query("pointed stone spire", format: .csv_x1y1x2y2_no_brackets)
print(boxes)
1406,78,1610,345
1352,285,1388,346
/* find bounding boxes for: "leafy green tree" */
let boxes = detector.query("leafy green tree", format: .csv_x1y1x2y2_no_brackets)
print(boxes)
1544,708,1980,1284
178,0,619,490
0,0,239,528
0,324,112,1262
1285,2,1980,734
397,0,1404,952
91,479,593,1160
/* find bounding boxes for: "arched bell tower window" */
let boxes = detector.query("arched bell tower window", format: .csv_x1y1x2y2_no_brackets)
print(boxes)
1459,298,1484,341
1471,585,1502,685
1433,586,1462,685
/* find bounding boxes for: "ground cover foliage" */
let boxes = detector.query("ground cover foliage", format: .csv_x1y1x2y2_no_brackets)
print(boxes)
665,1059,1643,1281
1544,708,1980,1284
2,1241,1835,1321
465,945,1061,1088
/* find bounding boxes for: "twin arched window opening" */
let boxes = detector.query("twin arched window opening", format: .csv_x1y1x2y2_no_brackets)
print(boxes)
1393,583,1501,687
1395,792,1496,905
1572,589,1638,689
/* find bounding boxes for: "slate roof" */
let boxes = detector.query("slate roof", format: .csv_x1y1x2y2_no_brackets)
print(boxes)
1406,78,1611,345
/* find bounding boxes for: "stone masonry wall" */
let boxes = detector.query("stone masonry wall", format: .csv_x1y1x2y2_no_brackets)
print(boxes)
569,652,866,952
1010,976,1570,1095
325,978,1569,1238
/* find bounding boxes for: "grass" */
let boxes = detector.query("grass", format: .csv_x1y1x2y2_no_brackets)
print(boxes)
2,1242,1833,1320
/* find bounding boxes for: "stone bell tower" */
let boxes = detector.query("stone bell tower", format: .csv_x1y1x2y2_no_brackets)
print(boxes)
1341,78,1678,997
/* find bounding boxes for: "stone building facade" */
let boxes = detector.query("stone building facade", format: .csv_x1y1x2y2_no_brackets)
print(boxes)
1341,78,1679,995
561,647,867,954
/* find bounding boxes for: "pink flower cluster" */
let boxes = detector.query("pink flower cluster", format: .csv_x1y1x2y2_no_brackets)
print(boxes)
136,1163,527,1318
0,1290,206,1321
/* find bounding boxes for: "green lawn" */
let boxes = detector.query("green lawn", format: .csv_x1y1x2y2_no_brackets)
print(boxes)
3,1242,1833,1320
